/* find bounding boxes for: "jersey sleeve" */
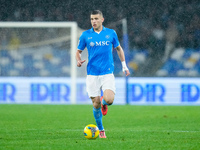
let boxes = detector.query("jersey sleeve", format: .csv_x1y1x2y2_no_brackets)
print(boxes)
112,30,120,48
77,32,86,50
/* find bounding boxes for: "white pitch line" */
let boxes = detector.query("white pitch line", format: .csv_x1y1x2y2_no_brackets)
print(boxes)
24,129,200,133
64,129,83,131
64,129,199,133
131,130,200,133
172,130,200,133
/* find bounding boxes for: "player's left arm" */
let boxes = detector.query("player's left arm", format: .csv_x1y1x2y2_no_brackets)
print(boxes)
115,45,130,76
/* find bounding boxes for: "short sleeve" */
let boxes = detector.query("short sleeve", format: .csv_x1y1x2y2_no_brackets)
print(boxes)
112,30,120,48
77,33,86,50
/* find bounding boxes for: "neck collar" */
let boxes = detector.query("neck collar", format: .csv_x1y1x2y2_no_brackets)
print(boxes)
90,26,106,32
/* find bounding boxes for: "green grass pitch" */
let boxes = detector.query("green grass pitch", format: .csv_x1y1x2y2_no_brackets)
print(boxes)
0,104,199,150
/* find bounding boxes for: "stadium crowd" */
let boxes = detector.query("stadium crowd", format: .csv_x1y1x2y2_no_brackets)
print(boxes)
1,0,199,50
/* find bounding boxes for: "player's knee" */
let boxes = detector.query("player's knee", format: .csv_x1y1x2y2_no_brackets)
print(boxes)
93,100,101,109
103,90,115,105
91,97,101,108
103,94,114,105
104,98,114,105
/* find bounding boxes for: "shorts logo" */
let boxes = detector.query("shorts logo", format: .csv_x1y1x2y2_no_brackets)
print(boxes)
90,42,95,47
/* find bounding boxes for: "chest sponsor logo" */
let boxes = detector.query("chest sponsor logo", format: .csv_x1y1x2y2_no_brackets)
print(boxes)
95,41,110,46
90,41,110,47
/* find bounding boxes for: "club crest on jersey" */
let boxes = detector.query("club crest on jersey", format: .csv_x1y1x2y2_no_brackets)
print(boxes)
105,35,110,39
90,42,95,47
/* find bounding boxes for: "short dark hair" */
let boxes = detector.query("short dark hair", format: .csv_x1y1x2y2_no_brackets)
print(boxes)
91,10,103,17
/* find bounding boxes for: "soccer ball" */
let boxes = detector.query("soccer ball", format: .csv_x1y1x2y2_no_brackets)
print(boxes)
84,124,99,139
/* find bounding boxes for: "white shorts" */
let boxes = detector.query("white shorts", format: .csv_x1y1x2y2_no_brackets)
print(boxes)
86,74,116,97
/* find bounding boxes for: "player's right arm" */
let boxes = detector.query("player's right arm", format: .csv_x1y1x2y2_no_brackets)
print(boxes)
76,32,86,67
76,50,86,67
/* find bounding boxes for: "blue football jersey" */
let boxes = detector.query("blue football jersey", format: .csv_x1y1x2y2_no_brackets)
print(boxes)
77,26,120,75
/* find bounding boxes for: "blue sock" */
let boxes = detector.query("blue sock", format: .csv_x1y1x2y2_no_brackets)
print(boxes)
93,107,104,130
102,99,109,105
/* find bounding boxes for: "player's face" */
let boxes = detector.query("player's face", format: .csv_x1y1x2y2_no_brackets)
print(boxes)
91,14,104,31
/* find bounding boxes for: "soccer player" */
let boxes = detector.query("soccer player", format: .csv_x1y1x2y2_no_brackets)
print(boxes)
76,10,130,138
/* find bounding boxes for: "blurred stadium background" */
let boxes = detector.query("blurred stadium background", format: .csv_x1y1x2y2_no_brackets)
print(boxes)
0,0,200,105
0,0,199,77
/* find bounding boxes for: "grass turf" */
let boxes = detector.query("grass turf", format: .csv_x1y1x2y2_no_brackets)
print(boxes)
0,105,199,150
